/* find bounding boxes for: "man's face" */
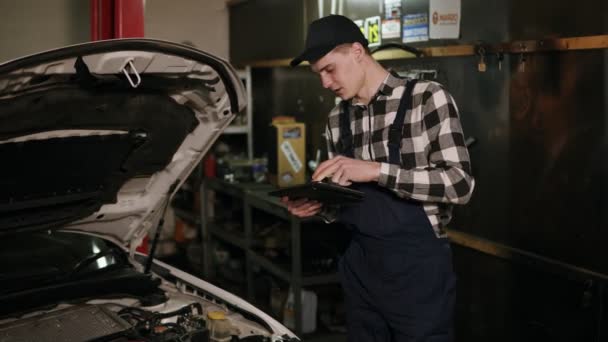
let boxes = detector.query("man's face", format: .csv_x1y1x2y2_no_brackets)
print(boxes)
311,45,363,100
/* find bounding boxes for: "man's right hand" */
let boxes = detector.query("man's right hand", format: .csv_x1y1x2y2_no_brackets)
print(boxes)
281,197,323,218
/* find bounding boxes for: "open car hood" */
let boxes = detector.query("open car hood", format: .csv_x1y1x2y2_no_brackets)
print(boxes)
0,39,246,247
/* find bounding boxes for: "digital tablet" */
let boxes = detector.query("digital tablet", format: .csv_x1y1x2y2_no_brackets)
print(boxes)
268,181,364,204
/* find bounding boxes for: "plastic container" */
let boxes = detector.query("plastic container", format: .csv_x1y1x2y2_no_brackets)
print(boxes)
283,287,317,334
207,311,233,342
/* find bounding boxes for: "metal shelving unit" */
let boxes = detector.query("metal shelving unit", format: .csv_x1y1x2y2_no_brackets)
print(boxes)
172,207,201,225
229,66,253,160
199,178,341,335
208,223,247,249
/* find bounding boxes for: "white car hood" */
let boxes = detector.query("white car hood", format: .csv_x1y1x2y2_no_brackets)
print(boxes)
0,39,246,247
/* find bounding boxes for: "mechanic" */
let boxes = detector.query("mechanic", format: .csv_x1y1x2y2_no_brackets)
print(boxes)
282,15,475,342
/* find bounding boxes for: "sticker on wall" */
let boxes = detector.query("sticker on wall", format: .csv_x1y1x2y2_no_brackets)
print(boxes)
382,19,401,39
429,0,461,39
280,140,303,173
365,16,381,47
354,19,365,37
384,0,401,19
402,13,429,43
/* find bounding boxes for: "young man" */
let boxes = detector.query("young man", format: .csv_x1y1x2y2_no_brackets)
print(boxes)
283,15,474,341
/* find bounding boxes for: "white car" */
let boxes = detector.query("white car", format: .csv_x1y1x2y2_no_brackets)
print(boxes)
0,39,299,342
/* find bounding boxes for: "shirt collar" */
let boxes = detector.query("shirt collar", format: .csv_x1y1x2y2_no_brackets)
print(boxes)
351,70,402,107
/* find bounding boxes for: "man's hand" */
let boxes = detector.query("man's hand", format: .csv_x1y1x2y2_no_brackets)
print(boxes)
312,156,381,185
281,197,323,218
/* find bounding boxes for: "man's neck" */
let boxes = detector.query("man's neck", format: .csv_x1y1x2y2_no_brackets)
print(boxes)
354,61,389,105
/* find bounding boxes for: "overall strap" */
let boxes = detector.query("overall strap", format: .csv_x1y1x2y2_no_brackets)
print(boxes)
387,79,418,165
339,99,355,157
338,78,418,164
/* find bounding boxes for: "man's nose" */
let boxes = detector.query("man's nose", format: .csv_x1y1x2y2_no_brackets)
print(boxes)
320,74,332,89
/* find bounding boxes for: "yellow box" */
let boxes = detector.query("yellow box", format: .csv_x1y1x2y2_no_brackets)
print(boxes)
267,118,306,187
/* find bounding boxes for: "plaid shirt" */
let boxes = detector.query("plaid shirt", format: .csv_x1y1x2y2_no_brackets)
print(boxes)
322,72,474,238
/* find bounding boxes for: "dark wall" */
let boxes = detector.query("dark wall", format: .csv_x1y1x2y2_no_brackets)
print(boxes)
230,0,305,63
452,244,607,342
232,0,608,340
510,0,608,39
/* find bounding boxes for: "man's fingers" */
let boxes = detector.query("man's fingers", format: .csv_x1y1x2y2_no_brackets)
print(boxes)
312,157,342,180
293,203,322,217
286,198,307,212
292,208,317,217
331,162,354,184
331,167,344,184
314,159,343,181
285,199,321,216
312,160,333,180
294,201,321,212
290,201,322,217
337,167,352,185
290,198,308,207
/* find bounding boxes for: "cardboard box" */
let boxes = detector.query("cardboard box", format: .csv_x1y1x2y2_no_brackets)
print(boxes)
267,118,306,187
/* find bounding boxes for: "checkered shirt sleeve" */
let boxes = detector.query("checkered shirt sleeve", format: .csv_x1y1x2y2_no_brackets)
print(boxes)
377,82,474,204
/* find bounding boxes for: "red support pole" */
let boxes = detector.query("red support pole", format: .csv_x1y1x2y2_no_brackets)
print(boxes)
90,0,99,40
90,0,115,41
114,0,145,38
90,0,144,40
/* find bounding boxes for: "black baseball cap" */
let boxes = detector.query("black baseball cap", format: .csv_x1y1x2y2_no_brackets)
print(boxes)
290,15,368,67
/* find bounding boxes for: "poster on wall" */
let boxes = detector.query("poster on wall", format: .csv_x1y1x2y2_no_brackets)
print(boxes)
382,0,401,39
365,16,381,47
384,0,401,19
382,19,401,39
402,13,429,43
354,19,365,37
429,0,461,39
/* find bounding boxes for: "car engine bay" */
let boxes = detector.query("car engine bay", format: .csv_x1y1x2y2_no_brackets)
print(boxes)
0,282,294,342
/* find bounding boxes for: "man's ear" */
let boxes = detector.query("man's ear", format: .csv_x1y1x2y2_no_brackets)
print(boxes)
351,42,365,62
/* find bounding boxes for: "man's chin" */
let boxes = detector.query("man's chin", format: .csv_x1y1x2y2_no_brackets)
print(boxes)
335,92,349,100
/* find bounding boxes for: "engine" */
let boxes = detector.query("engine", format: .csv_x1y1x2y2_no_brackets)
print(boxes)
0,302,274,342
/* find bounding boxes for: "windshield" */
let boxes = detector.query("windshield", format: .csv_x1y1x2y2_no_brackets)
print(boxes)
0,231,127,295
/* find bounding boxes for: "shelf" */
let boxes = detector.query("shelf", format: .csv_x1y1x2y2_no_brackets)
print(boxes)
246,190,290,220
208,223,248,249
235,34,608,68
201,178,342,336
249,250,291,282
224,125,249,134
173,207,200,224
301,273,341,286
205,178,245,198
249,250,340,286
204,178,274,200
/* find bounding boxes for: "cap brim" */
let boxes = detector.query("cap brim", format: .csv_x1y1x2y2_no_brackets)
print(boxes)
289,45,335,67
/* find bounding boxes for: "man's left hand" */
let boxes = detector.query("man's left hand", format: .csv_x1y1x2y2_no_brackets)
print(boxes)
312,156,381,186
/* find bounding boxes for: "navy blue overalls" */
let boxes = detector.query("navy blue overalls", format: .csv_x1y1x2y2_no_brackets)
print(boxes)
337,79,456,342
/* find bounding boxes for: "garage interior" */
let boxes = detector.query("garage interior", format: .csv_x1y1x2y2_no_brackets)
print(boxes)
0,0,607,341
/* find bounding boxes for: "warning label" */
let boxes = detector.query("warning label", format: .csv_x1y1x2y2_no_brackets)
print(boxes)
280,140,302,173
